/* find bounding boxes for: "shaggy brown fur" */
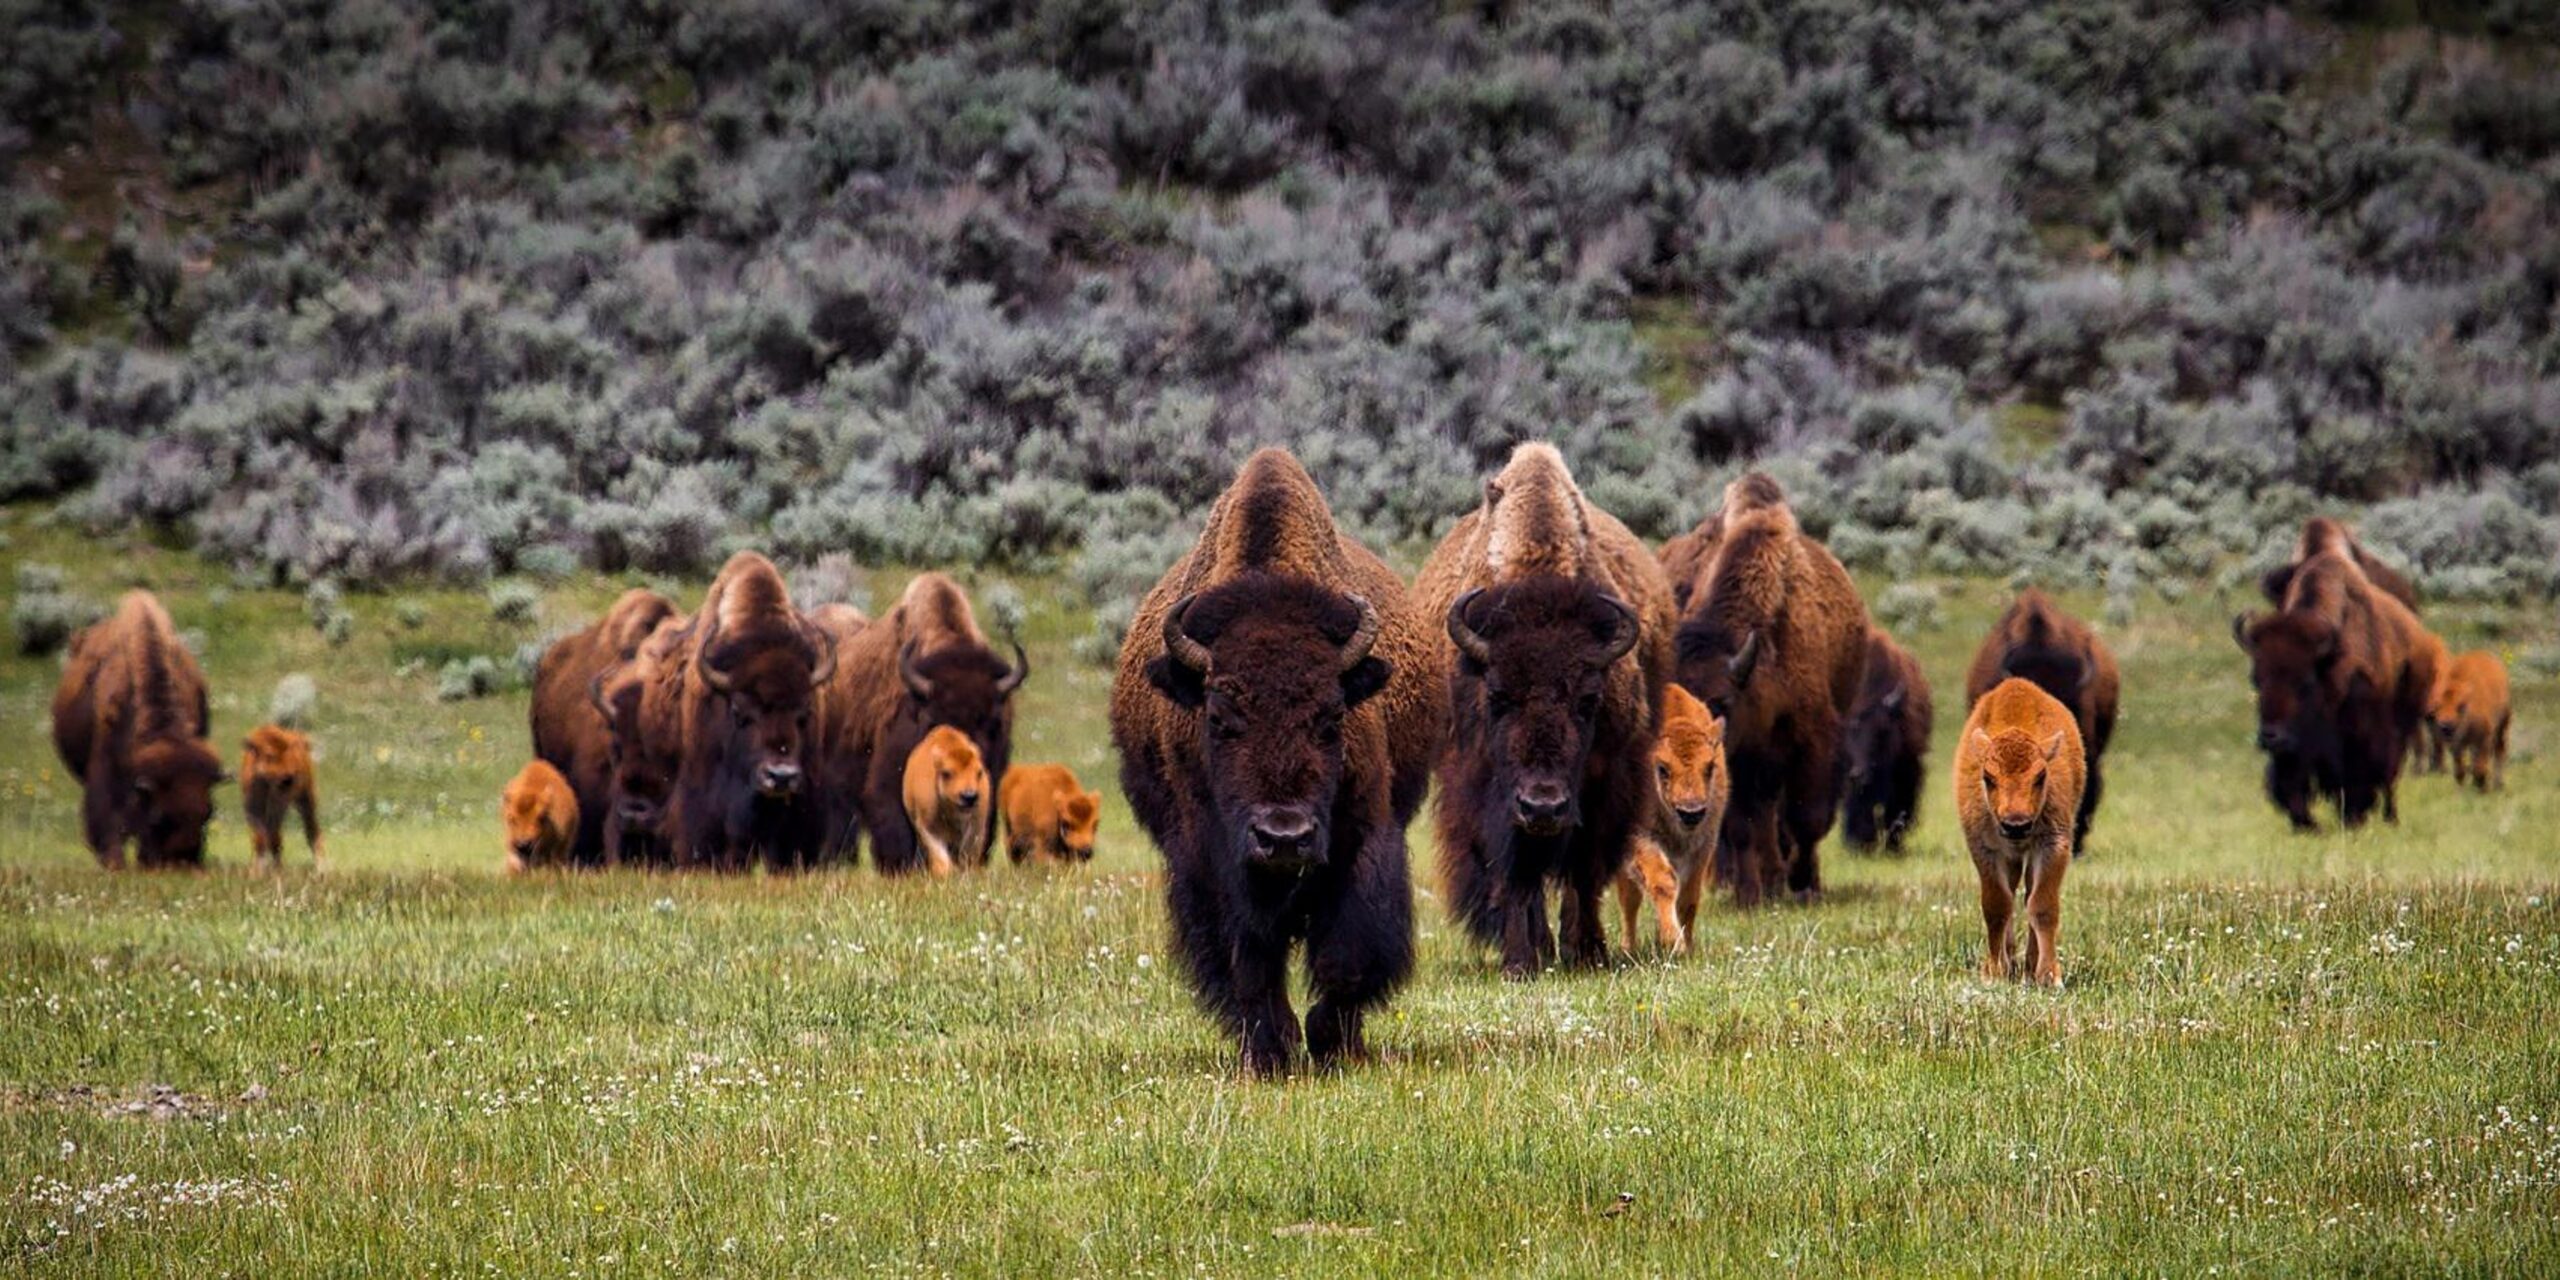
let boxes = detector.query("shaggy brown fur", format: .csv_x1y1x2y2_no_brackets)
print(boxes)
1415,443,1676,976
2411,628,2453,772
1001,763,1102,864
1612,684,1727,956
52,592,225,869
593,615,690,866
901,726,990,877
1665,474,1869,905
1110,448,1444,1076
669,553,834,871
816,573,1023,872
531,588,679,866
1954,678,2085,987
501,760,580,874
1841,626,1933,854
2235,550,2439,829
2430,650,2512,792
1962,590,2119,846
2261,516,2419,613
240,724,322,869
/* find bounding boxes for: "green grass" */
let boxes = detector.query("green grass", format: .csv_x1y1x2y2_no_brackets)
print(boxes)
4,504,2558,1274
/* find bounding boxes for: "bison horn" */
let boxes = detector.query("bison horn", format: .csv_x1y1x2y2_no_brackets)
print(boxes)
1337,595,1381,673
995,634,1029,697
588,672,615,721
1728,629,1762,685
1446,589,1493,668
899,639,935,700
2230,614,2252,653
1593,594,1640,666
1161,595,1212,674
697,608,735,694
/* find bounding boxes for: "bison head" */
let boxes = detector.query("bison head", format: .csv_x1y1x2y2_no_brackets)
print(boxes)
1447,578,1641,839
1970,726,2066,841
899,635,1027,779
700,613,835,799
1651,687,1724,834
1059,790,1102,862
1840,686,1906,847
130,738,225,865
594,674,675,834
1144,574,1390,872
1673,620,1762,723
2234,612,2339,758
1997,640,2094,707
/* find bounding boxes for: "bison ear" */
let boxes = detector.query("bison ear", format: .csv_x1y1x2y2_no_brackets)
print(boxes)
1144,655,1207,710
1970,728,1994,757
1340,655,1392,710
2042,731,2066,762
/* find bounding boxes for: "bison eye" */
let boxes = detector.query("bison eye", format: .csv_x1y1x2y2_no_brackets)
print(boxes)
1656,762,1670,780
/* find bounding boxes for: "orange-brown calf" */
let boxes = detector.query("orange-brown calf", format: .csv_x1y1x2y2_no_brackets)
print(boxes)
501,760,579,874
902,726,990,878
1953,678,2086,987
1613,684,1727,956
1000,763,1102,865
240,725,322,869
2430,651,2512,792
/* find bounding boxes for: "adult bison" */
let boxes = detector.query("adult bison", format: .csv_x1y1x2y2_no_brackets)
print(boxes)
2262,517,2419,614
530,588,678,865
1111,448,1445,1076
816,574,1024,873
1666,474,1869,905
52,592,227,868
668,553,835,871
592,614,689,867
2235,550,2437,829
1963,590,2118,846
1416,444,1675,977
1841,626,1932,855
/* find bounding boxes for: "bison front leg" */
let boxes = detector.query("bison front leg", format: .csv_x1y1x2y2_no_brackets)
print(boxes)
1556,852,1610,970
82,768,127,870
1230,924,1302,1078
2023,840,2070,988
1304,833,1412,1071
1974,854,2017,980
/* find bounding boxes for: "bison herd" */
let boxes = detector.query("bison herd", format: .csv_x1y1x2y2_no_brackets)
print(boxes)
43,446,2523,1077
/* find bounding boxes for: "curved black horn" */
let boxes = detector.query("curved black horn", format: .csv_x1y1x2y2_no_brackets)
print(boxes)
589,671,616,721
805,619,838,686
1161,595,1210,674
1446,589,1492,667
995,635,1029,696
1336,595,1381,673
1594,594,1640,665
1728,629,1763,685
698,609,735,694
899,639,934,700
2230,614,2252,653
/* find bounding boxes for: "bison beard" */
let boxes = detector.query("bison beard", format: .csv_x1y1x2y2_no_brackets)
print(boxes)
1125,576,1411,1077
1435,579,1646,977
675,585,836,873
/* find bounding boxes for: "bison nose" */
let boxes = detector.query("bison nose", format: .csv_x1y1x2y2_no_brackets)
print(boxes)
1675,804,1709,829
758,762,803,794
511,838,536,857
618,798,655,822
1996,817,2034,840
2257,726,2292,752
1515,781,1571,829
955,788,981,809
1246,806,1318,865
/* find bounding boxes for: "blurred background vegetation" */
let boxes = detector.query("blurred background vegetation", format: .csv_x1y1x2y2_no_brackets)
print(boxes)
1,0,2555,633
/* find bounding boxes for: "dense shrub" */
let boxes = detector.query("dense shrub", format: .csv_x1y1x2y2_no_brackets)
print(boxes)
9,561,102,656
270,673,319,729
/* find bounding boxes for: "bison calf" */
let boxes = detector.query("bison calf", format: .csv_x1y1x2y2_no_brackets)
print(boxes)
1964,590,2117,847
241,725,323,870
502,760,580,873
1001,763,1102,864
902,726,991,878
2431,651,2512,792
1954,678,2085,987
1613,684,1728,956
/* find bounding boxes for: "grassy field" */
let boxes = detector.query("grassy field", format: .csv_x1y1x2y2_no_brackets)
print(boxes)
3,503,2558,1275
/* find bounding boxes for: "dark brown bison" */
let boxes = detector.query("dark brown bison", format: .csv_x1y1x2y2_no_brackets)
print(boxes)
1666,474,1869,905
52,591,226,868
530,588,678,866
1416,444,1676,977
1840,626,1932,855
593,614,690,866
2261,517,2419,614
2234,550,2438,829
668,553,835,871
815,574,1024,873
1111,448,1446,1076
1962,590,2119,846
